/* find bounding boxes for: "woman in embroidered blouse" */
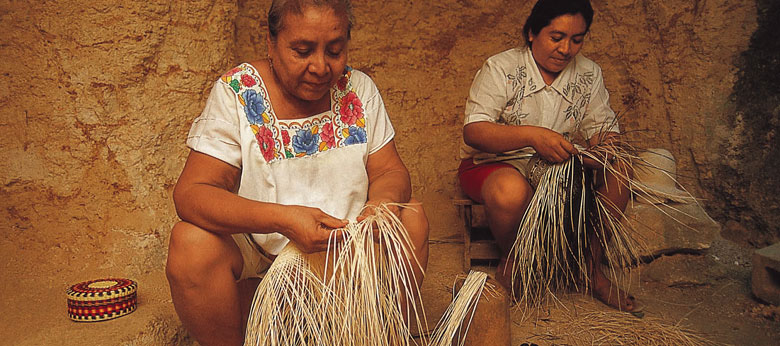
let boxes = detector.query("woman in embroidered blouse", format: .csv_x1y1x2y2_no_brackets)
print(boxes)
458,0,636,311
165,1,429,345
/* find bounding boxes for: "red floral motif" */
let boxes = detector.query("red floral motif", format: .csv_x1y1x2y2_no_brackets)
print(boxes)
339,91,363,125
281,130,291,146
337,76,348,91
225,67,242,77
321,122,336,148
241,74,256,87
255,126,276,162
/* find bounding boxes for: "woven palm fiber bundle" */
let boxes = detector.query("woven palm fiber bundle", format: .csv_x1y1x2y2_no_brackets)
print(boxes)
243,205,496,346
448,275,511,346
508,138,651,309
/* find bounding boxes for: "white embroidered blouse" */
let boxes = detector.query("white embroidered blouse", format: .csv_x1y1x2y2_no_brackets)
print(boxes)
186,64,394,255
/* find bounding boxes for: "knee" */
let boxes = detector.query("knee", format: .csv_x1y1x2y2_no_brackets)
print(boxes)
166,222,237,286
404,198,429,245
481,175,533,213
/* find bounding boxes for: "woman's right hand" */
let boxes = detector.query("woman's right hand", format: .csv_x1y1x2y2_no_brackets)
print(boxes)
280,206,348,253
530,127,578,163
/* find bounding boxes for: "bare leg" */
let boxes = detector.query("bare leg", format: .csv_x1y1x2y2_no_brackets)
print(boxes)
589,162,637,311
166,222,245,346
386,198,429,331
238,278,261,329
401,198,430,289
480,168,534,290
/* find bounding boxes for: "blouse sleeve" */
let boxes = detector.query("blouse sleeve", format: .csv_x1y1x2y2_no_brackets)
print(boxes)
186,80,243,168
579,66,619,140
464,59,508,125
360,74,395,155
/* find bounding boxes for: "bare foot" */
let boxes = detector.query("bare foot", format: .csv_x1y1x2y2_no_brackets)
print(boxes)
590,269,638,312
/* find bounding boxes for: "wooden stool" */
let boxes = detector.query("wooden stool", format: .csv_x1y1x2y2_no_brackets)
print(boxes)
452,198,501,271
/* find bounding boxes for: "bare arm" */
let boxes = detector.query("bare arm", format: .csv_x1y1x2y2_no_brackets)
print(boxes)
358,140,411,219
173,151,346,252
463,121,578,163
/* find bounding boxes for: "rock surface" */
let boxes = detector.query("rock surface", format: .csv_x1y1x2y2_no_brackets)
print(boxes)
0,0,775,345
627,201,721,258
752,242,780,305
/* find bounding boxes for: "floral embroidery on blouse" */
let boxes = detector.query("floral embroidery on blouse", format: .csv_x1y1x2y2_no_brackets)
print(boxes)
562,71,594,123
223,64,367,163
222,64,280,161
503,66,529,125
500,65,596,129
278,67,367,159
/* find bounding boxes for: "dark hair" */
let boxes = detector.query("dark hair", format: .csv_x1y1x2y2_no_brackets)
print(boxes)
268,0,354,40
522,0,594,46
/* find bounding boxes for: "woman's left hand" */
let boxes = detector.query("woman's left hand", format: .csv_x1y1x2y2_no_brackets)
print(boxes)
358,199,401,220
357,199,401,240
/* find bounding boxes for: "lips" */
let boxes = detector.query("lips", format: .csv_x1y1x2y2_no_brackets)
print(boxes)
305,81,331,89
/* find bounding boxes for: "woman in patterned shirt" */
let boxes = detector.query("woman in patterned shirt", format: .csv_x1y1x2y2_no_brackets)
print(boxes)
458,0,637,312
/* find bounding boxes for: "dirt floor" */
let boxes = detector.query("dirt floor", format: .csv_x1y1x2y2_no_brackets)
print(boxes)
1,193,778,345
423,193,780,346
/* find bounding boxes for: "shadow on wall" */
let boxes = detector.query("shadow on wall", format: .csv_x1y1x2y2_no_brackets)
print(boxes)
717,0,780,247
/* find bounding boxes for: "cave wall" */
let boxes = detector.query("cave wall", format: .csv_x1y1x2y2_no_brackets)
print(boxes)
717,0,780,246
0,0,772,343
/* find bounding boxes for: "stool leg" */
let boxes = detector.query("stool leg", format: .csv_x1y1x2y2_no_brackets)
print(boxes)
463,205,473,271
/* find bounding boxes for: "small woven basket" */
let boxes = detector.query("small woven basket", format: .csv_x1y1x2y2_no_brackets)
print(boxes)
66,278,137,322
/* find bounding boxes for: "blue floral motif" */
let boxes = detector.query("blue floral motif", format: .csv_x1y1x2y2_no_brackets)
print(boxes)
292,128,320,155
243,89,266,124
344,126,367,146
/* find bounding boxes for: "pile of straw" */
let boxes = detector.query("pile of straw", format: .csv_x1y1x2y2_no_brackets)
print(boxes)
529,308,714,346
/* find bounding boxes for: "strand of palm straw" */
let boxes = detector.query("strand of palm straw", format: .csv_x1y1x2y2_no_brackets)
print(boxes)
428,271,489,346
244,203,428,346
322,203,428,345
507,145,649,309
508,158,593,306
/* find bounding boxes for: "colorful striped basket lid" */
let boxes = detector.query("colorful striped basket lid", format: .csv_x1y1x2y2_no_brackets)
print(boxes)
66,278,137,322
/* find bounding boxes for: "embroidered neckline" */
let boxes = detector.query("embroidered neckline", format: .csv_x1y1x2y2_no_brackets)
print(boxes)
221,63,368,163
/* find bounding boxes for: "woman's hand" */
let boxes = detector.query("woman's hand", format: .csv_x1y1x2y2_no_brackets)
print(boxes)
582,131,622,169
530,127,578,163
357,199,401,241
281,206,348,253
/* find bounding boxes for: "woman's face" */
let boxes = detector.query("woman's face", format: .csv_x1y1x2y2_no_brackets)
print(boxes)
528,13,587,84
268,6,349,102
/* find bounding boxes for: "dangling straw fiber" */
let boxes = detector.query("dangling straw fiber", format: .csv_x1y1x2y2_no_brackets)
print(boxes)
428,271,489,346
507,135,650,309
244,203,428,346
244,204,496,346
506,115,703,310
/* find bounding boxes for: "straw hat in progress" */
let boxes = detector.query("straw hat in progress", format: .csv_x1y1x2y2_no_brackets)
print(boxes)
632,148,693,204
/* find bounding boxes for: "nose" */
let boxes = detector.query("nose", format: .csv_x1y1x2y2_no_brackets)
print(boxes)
558,40,571,56
308,52,330,78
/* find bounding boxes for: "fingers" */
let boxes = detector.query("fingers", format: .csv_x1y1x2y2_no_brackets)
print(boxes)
543,141,577,163
318,212,348,229
535,130,577,163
